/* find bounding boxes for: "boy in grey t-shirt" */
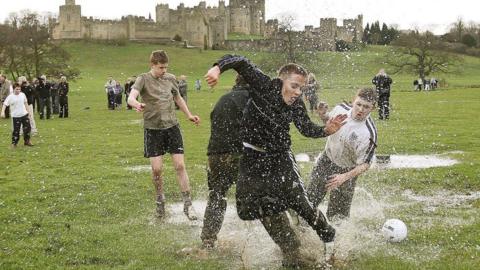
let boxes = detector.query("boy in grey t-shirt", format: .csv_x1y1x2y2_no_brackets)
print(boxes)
128,50,200,220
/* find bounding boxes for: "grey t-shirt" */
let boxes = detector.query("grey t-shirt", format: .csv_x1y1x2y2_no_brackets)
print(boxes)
133,72,179,129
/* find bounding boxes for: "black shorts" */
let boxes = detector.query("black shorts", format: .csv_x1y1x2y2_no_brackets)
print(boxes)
144,125,184,158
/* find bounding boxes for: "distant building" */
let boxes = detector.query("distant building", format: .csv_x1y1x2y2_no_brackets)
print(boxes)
51,0,362,51
52,0,266,48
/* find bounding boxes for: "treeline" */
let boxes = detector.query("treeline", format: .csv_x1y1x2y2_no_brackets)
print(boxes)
362,21,399,45
0,11,79,82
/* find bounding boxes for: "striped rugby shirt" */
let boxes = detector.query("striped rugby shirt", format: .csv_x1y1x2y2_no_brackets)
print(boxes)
323,102,377,168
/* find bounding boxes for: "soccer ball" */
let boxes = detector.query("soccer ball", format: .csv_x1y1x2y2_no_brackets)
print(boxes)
381,219,407,242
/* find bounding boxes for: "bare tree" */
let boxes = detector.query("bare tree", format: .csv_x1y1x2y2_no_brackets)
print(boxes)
0,11,79,81
450,17,466,42
386,31,462,81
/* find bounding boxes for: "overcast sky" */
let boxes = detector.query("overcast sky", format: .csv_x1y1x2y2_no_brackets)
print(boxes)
1,0,478,34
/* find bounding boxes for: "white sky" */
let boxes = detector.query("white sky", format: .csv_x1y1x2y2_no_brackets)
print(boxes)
1,0,479,34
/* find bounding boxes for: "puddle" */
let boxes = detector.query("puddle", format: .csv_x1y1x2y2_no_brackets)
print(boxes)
128,119,143,125
402,189,480,208
139,182,478,269
126,165,150,172
373,155,459,169
295,153,459,169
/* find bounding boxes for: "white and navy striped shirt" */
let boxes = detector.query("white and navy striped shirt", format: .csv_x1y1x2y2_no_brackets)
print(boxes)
323,103,377,168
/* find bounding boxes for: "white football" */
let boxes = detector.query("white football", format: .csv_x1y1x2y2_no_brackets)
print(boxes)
382,219,408,242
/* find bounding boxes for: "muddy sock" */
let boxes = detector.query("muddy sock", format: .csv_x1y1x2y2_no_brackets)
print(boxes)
156,193,165,203
182,191,192,205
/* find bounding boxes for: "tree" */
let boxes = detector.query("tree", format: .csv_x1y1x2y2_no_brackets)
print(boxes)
362,23,371,44
450,17,465,42
257,13,304,73
462,34,477,48
0,11,80,81
386,31,462,81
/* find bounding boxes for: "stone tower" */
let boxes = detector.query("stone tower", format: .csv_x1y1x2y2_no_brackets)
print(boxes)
56,0,82,39
230,0,250,34
229,0,265,35
249,0,265,35
155,4,170,25
319,18,337,39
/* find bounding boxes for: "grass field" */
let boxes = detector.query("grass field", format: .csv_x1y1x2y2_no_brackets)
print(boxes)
0,42,479,269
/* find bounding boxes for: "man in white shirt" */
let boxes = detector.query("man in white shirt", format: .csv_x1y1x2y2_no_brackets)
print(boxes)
308,88,377,221
1,83,34,147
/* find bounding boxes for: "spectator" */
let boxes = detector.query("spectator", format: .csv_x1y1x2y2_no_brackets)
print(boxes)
0,74,13,119
105,76,116,110
58,76,69,118
36,75,52,119
1,83,33,147
372,69,392,120
19,76,37,134
194,78,201,91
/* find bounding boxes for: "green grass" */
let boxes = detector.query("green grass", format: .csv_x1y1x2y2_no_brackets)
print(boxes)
0,41,479,269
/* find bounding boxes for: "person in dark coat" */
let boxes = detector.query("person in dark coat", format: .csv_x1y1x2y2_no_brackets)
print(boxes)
201,74,250,249
36,75,52,119
372,69,392,120
303,73,319,112
58,76,69,118
205,55,346,267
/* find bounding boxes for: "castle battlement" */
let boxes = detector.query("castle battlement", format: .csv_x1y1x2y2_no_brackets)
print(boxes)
53,0,265,48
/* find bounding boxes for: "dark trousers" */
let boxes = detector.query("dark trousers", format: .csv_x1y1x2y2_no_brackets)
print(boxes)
34,96,40,113
201,153,241,242
115,94,122,108
378,94,390,119
39,97,51,119
307,154,357,220
261,212,301,256
12,114,31,145
52,95,59,114
107,92,115,110
59,96,68,118
307,95,318,112
3,106,10,118
236,149,335,244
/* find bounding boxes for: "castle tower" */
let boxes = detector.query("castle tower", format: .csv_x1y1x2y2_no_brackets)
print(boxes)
57,0,82,39
319,18,337,39
250,0,265,35
155,4,170,25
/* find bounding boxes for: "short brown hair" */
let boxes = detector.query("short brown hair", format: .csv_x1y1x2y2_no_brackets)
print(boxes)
150,50,169,64
277,63,308,79
355,88,377,105
13,82,21,89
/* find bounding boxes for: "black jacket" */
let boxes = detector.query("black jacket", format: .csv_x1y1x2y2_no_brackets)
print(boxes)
36,81,51,98
372,75,392,96
21,83,35,105
207,85,250,155
216,55,327,153
58,82,69,96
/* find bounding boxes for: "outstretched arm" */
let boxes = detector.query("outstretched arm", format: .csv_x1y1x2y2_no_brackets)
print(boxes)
205,55,271,90
127,89,145,112
326,163,370,191
174,94,200,126
293,102,347,138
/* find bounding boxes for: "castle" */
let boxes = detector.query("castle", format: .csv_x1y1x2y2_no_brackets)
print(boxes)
52,0,362,51
52,0,265,48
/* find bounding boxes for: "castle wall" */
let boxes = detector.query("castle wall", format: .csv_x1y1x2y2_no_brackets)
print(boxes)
82,20,128,40
230,8,250,34
53,0,360,51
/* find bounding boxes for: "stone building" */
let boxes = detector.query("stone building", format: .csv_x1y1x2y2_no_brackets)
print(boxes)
261,14,363,51
52,0,266,48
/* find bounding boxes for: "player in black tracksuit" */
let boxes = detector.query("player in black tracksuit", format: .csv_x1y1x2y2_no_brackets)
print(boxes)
205,55,346,266
201,75,250,248
372,69,392,120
